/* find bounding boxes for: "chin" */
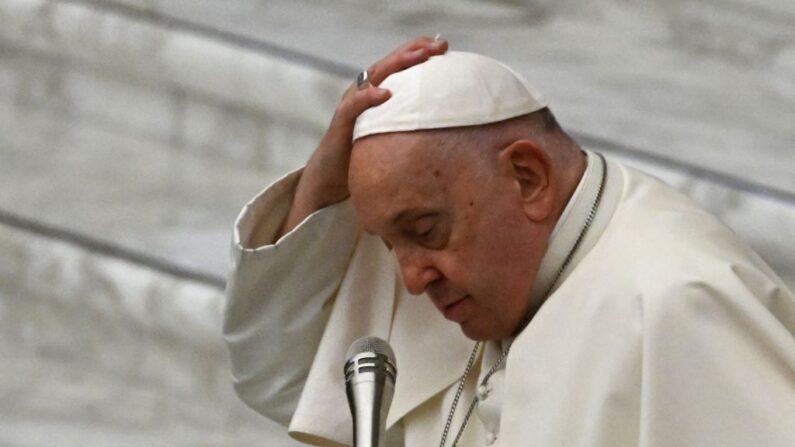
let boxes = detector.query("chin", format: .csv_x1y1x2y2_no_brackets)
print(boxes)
459,321,508,341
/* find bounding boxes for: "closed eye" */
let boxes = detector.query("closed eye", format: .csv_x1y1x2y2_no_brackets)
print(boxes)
411,215,436,239
416,226,434,239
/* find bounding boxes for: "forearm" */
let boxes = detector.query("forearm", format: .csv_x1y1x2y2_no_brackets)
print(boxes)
274,156,351,242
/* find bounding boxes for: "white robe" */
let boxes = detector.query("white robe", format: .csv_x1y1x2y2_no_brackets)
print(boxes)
223,151,795,447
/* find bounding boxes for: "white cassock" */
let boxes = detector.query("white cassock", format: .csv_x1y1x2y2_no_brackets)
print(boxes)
223,150,795,447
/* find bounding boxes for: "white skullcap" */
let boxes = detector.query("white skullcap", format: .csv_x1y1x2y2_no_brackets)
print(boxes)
353,51,547,141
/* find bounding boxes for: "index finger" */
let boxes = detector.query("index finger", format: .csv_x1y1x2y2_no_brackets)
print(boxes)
367,36,448,86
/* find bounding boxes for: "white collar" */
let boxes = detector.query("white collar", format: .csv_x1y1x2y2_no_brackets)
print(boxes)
529,150,603,304
550,153,590,240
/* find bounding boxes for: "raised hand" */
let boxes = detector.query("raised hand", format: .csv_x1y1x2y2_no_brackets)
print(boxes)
272,37,448,240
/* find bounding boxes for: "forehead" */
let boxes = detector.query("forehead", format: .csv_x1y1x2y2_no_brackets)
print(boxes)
348,132,469,226
351,132,442,180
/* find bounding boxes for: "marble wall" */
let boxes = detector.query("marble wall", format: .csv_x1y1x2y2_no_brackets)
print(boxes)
0,223,298,446
100,0,795,192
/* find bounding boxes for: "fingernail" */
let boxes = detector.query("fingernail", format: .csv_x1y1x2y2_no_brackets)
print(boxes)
434,33,442,41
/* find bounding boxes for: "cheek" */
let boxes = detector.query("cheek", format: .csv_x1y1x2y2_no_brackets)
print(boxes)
472,201,533,264
468,207,539,299
447,181,537,283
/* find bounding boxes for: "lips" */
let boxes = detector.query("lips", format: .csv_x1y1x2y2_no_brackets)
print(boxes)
440,295,471,322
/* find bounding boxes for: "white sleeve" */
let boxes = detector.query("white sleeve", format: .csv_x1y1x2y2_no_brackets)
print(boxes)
222,168,360,426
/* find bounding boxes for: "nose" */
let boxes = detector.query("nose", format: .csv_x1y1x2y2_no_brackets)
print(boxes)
396,247,442,295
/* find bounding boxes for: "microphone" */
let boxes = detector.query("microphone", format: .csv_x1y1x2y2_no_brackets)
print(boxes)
344,336,397,447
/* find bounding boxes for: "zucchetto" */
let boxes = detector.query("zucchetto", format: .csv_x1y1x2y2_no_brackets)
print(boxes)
353,51,547,141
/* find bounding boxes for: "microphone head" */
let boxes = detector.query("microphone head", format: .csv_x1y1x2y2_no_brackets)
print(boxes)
346,336,396,364
344,336,397,385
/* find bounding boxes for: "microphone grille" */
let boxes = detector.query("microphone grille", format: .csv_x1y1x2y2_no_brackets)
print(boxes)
346,336,396,363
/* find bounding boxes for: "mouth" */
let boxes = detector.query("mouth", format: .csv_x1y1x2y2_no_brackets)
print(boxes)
440,295,471,322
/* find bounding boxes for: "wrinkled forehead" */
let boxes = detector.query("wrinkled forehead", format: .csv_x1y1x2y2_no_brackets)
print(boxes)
350,131,446,186
348,131,462,222
348,134,464,235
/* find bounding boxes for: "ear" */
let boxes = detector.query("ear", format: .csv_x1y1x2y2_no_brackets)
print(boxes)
497,140,554,222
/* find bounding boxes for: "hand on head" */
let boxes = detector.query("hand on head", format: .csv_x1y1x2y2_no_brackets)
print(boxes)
271,37,447,240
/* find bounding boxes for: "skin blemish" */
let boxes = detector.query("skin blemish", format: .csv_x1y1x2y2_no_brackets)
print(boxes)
469,201,474,207
433,170,441,177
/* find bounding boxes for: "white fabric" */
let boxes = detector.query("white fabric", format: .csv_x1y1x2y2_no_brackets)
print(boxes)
472,150,601,442
352,51,547,141
224,168,474,447
224,154,795,446
550,153,589,240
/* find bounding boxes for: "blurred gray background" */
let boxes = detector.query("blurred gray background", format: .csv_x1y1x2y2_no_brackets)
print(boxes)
1,0,793,445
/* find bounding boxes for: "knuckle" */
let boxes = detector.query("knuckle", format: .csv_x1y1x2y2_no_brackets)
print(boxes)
363,91,384,107
350,91,371,110
410,36,431,46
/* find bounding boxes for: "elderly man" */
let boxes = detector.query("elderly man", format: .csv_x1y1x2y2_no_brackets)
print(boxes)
223,38,795,447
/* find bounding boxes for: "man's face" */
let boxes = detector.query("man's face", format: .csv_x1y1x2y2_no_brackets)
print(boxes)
348,132,549,340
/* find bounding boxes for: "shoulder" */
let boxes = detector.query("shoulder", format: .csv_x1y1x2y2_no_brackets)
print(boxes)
601,162,755,281
593,162,794,329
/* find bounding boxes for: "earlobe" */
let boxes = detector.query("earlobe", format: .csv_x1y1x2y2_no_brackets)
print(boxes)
499,140,554,222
